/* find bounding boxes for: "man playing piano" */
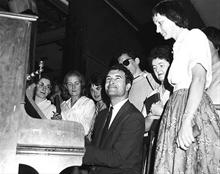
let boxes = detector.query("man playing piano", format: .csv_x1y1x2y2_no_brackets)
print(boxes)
83,64,145,174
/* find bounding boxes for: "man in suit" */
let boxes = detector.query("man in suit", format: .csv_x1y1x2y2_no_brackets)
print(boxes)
83,64,145,174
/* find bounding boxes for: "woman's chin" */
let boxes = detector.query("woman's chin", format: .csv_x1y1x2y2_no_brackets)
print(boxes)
70,93,80,97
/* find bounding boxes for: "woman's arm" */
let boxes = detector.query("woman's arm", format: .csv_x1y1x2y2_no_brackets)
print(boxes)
177,63,206,150
82,99,96,135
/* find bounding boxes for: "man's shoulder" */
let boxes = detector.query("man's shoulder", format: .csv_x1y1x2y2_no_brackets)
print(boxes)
121,102,145,129
124,101,144,118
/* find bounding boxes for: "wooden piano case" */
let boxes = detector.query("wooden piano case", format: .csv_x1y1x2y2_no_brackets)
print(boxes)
0,12,85,174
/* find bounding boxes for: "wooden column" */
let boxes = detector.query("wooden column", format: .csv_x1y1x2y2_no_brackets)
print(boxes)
0,12,37,173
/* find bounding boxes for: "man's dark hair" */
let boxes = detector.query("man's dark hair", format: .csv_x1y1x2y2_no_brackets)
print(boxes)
118,49,139,60
107,64,133,86
116,49,145,70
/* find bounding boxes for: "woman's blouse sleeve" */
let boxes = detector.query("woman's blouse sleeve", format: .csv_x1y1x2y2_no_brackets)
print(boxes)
169,29,212,90
81,98,96,135
187,29,212,89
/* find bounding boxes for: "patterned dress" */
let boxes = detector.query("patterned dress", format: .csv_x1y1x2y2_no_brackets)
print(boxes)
207,61,220,116
154,29,220,174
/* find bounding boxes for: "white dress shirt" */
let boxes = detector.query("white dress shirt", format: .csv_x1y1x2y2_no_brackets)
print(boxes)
109,98,128,127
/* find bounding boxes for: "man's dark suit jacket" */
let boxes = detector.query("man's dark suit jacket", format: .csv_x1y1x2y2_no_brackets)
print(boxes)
83,100,145,174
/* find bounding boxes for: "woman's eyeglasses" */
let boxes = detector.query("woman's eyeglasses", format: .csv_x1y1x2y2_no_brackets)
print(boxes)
122,58,132,66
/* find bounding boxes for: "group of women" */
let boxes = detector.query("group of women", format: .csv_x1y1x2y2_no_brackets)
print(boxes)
30,71,107,140
27,0,220,173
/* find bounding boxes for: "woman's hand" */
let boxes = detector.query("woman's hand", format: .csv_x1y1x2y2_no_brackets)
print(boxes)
177,117,195,150
150,102,163,116
177,64,205,150
51,112,62,120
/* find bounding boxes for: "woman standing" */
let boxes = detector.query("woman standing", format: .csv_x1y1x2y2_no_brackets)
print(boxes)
152,1,220,173
61,71,96,136
144,45,173,131
142,45,173,174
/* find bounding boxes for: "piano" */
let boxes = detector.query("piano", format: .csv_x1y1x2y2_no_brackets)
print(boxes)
0,12,85,174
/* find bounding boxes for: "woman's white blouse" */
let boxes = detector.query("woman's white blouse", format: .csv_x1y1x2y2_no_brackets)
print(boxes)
168,29,212,91
61,96,96,135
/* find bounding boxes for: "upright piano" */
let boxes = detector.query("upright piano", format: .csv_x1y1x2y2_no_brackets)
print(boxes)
0,12,85,174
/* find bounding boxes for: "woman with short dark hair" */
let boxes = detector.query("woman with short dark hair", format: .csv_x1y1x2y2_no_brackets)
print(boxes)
34,75,56,119
152,1,220,173
143,45,173,131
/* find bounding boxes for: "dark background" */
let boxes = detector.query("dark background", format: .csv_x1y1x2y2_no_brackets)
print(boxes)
64,0,203,78
1,0,219,83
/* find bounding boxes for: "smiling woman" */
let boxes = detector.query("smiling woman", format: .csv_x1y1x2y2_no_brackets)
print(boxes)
143,45,173,122
33,75,57,119
24,74,57,119
142,45,173,173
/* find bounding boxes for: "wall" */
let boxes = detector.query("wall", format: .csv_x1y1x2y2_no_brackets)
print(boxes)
191,0,220,29
35,43,63,81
